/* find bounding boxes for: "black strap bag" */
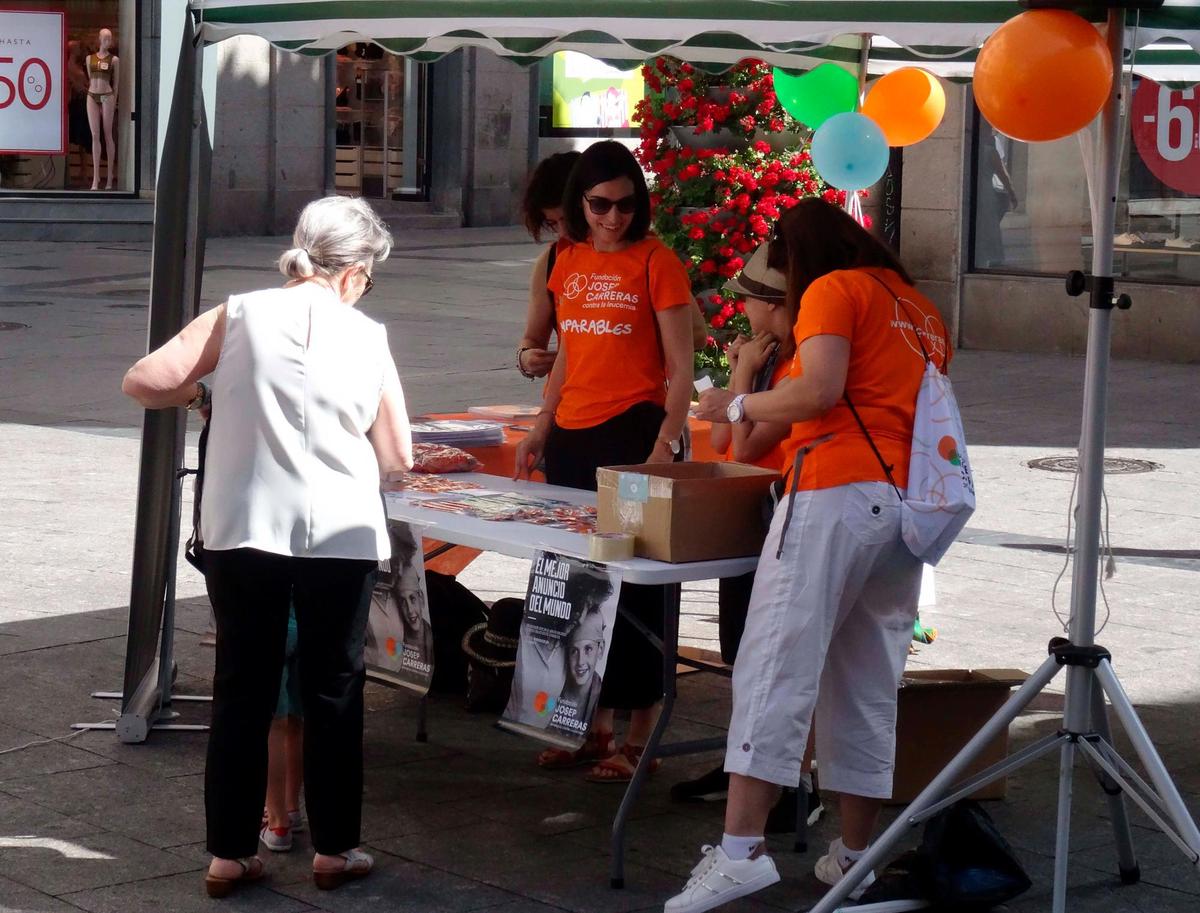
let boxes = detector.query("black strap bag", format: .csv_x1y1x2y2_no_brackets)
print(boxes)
183,415,210,573
860,799,1031,910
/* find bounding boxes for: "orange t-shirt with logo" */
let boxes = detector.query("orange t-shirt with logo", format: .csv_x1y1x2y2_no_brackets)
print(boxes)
780,267,952,491
547,237,692,429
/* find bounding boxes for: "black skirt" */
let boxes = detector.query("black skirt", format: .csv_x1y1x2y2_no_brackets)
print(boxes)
544,401,673,711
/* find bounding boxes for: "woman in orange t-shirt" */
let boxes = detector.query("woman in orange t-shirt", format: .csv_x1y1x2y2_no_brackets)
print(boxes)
515,151,579,380
673,200,952,909
515,140,695,783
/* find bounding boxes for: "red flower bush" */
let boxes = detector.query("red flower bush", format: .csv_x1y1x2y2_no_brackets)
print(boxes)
635,57,861,379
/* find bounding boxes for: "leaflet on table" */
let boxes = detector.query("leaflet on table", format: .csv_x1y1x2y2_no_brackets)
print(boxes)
365,520,434,695
498,551,622,749
409,491,598,534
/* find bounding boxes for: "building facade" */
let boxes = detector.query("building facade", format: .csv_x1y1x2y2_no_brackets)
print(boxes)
1,21,1196,361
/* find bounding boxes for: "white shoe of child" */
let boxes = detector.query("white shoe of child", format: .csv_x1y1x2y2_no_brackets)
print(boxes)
813,837,876,900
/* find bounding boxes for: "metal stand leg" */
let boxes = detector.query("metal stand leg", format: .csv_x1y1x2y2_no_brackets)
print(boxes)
610,582,680,889
1051,741,1076,913
1096,661,1200,860
806,654,1062,913
1089,682,1139,883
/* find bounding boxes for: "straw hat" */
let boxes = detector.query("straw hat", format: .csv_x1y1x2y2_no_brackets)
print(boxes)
461,598,522,668
723,241,787,303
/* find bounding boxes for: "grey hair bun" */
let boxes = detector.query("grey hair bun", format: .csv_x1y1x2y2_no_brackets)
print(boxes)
278,247,316,279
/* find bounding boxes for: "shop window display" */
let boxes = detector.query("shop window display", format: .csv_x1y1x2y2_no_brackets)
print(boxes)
970,76,1200,285
334,43,426,199
0,1,134,193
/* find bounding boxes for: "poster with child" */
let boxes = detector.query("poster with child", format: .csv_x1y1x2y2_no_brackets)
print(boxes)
499,551,622,748
365,520,434,694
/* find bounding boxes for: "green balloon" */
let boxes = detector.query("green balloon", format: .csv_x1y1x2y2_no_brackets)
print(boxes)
772,63,860,130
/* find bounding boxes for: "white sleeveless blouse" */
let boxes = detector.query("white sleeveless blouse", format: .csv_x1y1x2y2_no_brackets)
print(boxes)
200,284,396,561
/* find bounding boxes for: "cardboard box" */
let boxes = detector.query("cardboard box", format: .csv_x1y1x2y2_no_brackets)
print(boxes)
890,668,1029,804
596,461,781,563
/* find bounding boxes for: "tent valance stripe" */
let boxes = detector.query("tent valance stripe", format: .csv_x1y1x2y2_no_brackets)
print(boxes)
190,0,1200,83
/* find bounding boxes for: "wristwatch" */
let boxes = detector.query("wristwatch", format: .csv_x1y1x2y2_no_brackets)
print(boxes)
726,393,749,424
657,435,681,455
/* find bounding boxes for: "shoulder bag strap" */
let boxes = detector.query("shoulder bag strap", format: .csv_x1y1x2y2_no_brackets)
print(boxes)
843,393,903,501
841,269,937,501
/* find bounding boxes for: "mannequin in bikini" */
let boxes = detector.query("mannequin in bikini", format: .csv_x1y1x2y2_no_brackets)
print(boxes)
85,29,119,190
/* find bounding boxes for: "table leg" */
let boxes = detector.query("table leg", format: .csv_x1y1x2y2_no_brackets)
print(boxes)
416,694,428,743
610,582,680,889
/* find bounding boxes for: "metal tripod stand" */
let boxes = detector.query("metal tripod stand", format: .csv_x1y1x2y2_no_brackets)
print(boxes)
809,6,1200,911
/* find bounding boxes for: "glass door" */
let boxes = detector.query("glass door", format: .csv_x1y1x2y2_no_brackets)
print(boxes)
334,44,427,199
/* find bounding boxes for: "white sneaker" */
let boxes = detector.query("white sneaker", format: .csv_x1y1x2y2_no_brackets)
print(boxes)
259,824,293,852
664,844,780,913
814,838,875,900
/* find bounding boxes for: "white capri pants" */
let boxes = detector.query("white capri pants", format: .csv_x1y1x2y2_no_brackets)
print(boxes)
724,481,923,798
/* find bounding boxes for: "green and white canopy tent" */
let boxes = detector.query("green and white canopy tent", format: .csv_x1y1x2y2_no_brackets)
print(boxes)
191,0,1200,79
125,7,1200,908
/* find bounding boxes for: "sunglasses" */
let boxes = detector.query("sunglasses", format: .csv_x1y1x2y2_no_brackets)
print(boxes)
584,193,637,216
361,271,374,297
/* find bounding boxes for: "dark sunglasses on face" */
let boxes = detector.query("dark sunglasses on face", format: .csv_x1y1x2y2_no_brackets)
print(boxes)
361,272,374,297
584,193,637,216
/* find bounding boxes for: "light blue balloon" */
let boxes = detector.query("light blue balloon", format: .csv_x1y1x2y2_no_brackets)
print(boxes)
810,112,890,191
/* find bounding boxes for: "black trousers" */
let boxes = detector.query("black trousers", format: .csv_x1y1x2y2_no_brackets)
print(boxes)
545,401,676,711
718,571,756,666
203,548,376,858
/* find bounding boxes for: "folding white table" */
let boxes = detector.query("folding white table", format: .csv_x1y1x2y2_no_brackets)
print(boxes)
385,472,759,888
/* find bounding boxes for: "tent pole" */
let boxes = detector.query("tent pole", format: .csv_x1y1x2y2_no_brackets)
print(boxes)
113,12,209,744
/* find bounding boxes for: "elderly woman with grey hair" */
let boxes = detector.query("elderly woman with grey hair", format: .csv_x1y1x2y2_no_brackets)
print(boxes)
123,195,413,896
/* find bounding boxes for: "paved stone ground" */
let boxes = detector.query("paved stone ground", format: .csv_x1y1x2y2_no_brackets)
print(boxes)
1,229,1199,912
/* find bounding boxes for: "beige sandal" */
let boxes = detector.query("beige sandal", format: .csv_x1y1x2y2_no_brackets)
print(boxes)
204,856,264,898
313,848,373,890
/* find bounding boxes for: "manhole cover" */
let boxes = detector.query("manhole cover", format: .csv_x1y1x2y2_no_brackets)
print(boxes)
0,300,49,307
107,302,148,309
0,321,30,331
1027,455,1162,475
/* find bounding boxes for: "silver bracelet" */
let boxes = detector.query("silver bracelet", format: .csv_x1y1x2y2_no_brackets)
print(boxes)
517,346,536,380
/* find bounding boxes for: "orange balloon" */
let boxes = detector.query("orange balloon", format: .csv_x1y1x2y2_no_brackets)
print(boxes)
862,68,946,146
974,9,1113,142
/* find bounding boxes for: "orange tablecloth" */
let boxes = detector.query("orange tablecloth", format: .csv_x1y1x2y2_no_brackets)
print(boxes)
417,412,720,576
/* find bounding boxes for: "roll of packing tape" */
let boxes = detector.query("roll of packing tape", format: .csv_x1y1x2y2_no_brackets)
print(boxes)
588,532,635,562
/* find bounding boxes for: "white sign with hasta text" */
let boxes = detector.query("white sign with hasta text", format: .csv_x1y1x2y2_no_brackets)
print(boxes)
0,10,65,155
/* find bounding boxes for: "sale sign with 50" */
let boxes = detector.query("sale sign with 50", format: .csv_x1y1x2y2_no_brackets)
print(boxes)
1132,79,1200,197
0,10,65,156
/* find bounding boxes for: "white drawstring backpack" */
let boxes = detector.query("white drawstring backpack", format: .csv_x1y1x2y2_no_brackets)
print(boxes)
846,275,975,565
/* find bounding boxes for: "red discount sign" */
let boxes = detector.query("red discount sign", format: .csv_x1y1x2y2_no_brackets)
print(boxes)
0,10,65,155
1131,79,1200,196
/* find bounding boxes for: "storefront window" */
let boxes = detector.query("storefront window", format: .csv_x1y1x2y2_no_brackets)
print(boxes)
334,43,427,199
970,78,1200,285
0,1,136,193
